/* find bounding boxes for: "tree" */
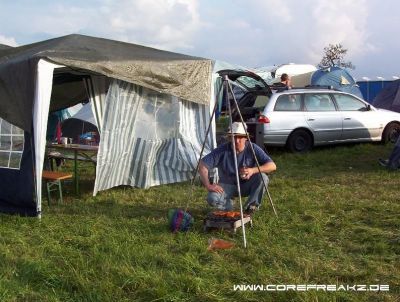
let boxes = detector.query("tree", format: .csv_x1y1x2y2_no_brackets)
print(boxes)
318,43,355,70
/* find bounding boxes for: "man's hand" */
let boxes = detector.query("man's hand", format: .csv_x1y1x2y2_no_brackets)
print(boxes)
240,161,276,180
206,183,224,194
240,167,255,180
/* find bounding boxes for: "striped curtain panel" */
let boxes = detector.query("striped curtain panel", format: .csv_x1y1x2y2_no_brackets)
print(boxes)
93,79,214,193
83,76,108,133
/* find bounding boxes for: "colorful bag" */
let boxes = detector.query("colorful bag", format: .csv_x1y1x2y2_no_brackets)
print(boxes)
167,209,194,233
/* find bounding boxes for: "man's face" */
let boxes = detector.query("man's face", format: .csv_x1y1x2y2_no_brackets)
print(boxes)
233,136,247,152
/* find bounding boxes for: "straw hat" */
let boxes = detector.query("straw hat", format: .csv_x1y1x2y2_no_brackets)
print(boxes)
226,122,247,137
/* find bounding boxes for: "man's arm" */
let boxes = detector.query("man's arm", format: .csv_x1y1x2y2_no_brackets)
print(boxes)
199,160,224,193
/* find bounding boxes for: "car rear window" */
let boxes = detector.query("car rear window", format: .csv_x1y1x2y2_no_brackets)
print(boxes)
236,76,268,90
274,94,302,111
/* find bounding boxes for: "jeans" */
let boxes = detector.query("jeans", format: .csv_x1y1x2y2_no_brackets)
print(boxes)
387,135,400,169
388,146,400,169
207,173,269,210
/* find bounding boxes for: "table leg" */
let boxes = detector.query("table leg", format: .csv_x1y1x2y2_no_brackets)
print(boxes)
74,150,79,195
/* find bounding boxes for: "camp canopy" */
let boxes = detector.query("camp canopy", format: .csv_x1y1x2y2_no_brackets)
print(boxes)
0,34,215,216
0,34,213,132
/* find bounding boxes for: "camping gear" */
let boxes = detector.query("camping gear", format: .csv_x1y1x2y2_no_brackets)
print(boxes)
56,121,62,144
46,143,98,195
0,34,213,132
42,170,73,205
290,66,363,98
61,103,99,144
203,211,252,233
189,71,278,248
257,63,317,84
0,34,215,217
207,237,235,251
47,107,77,142
372,79,400,113
93,79,215,194
167,209,194,233
60,137,68,145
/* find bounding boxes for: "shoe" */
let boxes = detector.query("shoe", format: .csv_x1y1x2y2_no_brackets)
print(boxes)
244,204,259,215
378,158,389,167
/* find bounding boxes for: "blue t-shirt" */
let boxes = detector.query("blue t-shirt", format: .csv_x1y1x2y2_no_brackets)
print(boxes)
202,141,273,185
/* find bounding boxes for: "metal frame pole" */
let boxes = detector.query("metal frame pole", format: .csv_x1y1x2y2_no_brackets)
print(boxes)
224,75,248,248
226,78,278,217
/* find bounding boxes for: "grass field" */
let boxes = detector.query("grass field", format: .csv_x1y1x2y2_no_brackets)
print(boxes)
0,143,399,301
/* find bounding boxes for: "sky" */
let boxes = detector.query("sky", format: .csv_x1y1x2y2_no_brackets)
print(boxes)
0,0,399,80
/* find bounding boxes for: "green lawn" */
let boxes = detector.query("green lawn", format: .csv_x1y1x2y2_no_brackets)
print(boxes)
0,143,399,301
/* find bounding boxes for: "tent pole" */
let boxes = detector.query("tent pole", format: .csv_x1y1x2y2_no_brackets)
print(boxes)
226,79,278,217
30,129,41,219
224,75,247,248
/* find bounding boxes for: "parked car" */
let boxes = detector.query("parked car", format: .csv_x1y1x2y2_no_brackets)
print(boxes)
216,70,272,146
217,70,400,152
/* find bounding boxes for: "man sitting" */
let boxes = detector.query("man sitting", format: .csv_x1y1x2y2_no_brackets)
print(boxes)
199,122,276,213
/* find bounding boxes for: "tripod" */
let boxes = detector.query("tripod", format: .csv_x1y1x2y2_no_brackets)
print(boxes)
190,74,278,248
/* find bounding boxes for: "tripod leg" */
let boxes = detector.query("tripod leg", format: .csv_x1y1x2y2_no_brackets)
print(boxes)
226,78,278,217
224,76,248,248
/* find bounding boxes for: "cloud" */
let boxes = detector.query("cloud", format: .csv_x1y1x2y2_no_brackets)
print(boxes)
1,0,398,77
307,0,371,63
96,0,202,50
0,0,202,52
248,0,292,23
0,35,18,47
7,0,202,51
199,0,373,69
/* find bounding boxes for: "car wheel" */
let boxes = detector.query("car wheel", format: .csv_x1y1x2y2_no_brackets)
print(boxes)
287,129,313,153
382,123,400,144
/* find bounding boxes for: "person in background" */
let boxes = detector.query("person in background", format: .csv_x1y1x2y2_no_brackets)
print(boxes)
272,73,292,91
198,122,276,213
379,135,400,170
280,73,292,88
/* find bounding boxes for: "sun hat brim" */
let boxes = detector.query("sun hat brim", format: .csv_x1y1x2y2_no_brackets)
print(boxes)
225,132,248,137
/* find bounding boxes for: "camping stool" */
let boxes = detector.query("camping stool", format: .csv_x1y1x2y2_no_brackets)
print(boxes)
42,170,73,205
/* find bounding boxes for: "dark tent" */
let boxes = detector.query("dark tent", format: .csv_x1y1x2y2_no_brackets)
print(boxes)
0,44,13,50
372,79,400,113
357,80,393,104
61,103,98,143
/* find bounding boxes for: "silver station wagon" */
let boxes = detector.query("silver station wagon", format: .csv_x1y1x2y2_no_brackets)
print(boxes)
219,70,400,152
257,89,400,152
